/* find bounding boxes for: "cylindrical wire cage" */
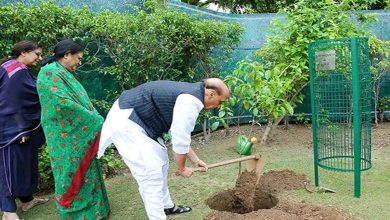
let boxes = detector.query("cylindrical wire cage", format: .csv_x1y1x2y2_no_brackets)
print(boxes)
309,37,372,197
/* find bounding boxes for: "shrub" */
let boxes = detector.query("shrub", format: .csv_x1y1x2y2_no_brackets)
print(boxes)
99,147,126,179
37,145,124,192
1,1,242,191
37,147,54,193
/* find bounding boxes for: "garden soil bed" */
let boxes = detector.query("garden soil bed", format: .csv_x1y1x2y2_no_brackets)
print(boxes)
204,169,358,220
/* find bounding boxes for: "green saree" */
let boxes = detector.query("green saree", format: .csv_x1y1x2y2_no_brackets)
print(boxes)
37,62,110,220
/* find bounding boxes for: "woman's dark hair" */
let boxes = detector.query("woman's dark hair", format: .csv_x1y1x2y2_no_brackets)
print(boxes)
0,40,40,65
41,39,83,66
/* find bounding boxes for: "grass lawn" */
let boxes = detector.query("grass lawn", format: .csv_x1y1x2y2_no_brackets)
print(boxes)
17,124,390,219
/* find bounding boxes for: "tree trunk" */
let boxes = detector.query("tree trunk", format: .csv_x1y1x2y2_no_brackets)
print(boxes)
261,119,273,145
373,86,379,126
225,125,230,136
203,118,209,141
207,119,211,141
260,115,285,145
284,115,289,130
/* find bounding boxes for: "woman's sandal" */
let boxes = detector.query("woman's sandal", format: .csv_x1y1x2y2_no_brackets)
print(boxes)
164,204,192,215
21,198,50,212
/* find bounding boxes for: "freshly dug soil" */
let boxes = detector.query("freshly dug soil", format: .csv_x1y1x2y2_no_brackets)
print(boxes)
232,170,258,213
205,170,358,220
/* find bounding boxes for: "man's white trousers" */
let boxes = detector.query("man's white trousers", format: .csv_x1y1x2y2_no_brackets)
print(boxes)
99,100,174,220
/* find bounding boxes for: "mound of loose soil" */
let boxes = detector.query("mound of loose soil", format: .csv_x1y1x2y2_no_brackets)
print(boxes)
232,170,258,213
205,170,358,220
257,170,309,193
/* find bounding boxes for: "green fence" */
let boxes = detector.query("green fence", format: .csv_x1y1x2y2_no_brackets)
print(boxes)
309,37,372,198
0,0,143,12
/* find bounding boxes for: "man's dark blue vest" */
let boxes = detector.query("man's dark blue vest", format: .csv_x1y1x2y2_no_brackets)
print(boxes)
118,81,204,140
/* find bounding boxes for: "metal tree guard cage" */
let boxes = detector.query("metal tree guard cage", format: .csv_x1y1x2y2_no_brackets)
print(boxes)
308,38,372,198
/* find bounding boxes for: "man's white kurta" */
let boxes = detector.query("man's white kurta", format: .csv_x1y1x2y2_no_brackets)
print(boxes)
97,94,203,220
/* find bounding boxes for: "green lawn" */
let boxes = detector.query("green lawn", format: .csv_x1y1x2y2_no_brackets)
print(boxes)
17,125,390,220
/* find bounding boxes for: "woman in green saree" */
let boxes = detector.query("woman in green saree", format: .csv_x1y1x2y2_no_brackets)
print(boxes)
37,40,110,220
